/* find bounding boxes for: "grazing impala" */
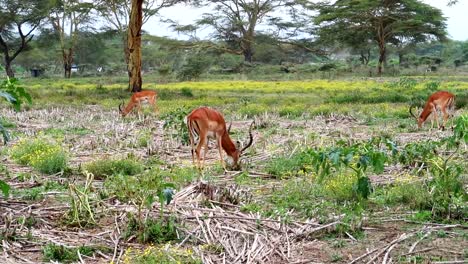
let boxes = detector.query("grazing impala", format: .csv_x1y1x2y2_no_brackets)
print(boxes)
410,91,455,130
119,90,158,118
186,107,254,170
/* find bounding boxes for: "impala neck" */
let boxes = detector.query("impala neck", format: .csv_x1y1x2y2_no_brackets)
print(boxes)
221,131,237,157
122,102,136,116
419,104,433,122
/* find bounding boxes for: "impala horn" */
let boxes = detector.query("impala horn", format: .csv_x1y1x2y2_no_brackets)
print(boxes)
227,122,232,133
409,104,418,119
240,121,254,154
118,101,124,114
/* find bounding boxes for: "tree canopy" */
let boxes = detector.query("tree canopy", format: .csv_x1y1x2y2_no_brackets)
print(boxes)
0,0,52,77
314,0,447,74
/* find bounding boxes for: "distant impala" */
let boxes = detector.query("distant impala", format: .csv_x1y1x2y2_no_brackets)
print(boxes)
186,107,254,170
119,90,158,119
410,91,455,130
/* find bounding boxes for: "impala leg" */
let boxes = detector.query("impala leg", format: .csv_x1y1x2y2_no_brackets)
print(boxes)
431,105,440,130
201,138,209,169
196,136,206,169
188,127,196,166
441,106,449,131
430,113,435,130
217,136,226,171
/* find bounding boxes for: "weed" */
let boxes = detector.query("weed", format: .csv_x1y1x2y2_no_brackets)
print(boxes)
122,244,201,264
42,243,99,263
378,179,431,210
65,171,97,227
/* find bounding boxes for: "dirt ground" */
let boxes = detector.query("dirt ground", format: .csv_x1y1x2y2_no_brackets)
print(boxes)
0,106,466,264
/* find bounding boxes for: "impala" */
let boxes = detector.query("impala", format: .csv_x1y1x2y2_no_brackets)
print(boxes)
119,90,158,118
186,107,254,170
410,91,455,130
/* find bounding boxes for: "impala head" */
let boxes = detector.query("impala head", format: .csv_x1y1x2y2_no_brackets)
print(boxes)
230,121,254,170
118,101,127,117
409,105,424,129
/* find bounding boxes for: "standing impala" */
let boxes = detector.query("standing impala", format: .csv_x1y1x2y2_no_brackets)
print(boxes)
186,107,254,170
410,91,455,130
119,90,158,118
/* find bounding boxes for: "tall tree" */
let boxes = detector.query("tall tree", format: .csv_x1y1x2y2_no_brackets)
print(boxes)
127,0,143,92
95,0,188,80
0,0,51,77
188,0,299,62
314,0,447,75
49,0,93,78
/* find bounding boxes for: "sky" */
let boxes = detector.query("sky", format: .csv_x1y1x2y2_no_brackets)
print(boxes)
142,0,468,41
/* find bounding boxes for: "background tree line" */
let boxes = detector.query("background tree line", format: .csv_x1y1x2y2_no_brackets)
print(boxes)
1,0,467,82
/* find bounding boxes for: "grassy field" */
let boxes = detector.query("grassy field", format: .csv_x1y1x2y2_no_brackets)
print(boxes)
0,76,467,263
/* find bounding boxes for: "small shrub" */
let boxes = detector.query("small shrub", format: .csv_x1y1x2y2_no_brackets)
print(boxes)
180,87,194,97
10,137,68,174
83,157,143,179
125,215,179,244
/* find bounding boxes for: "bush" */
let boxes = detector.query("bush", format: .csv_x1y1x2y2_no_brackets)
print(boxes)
83,157,143,179
10,137,68,174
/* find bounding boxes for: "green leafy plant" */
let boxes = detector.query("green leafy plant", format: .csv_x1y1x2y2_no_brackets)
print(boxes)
162,107,190,145
0,75,31,197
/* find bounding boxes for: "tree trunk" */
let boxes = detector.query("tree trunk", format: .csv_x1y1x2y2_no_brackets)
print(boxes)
377,43,386,75
243,49,253,63
4,58,14,78
360,49,370,65
62,48,74,78
127,0,144,93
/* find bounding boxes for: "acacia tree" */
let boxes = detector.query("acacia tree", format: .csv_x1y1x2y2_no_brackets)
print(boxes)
0,0,51,77
314,0,447,75
49,0,93,78
127,0,143,92
95,0,188,79
188,0,300,62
